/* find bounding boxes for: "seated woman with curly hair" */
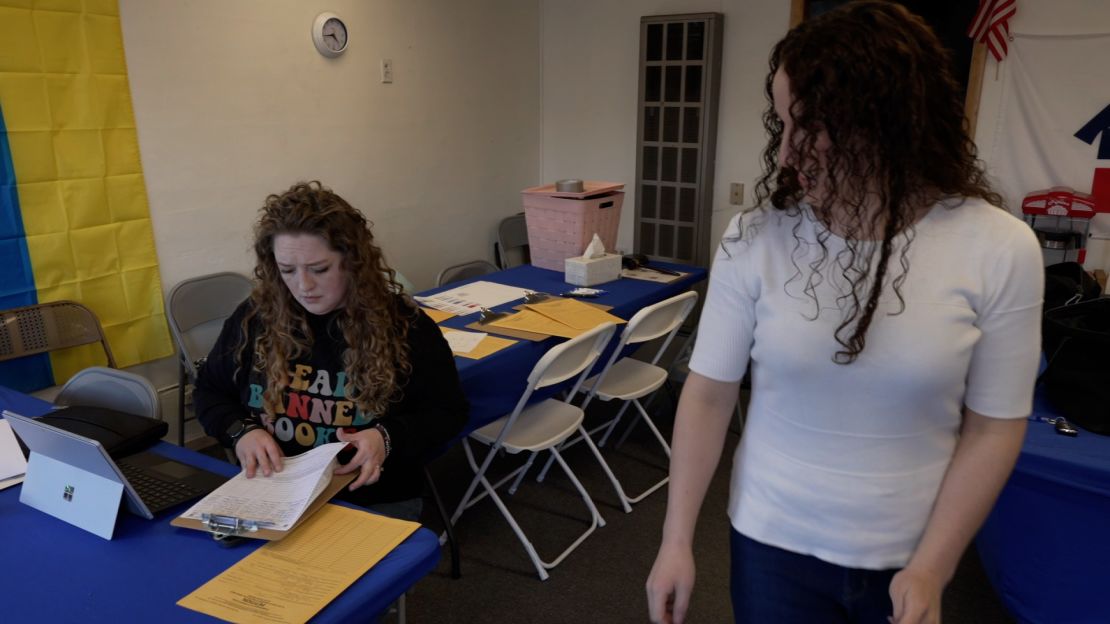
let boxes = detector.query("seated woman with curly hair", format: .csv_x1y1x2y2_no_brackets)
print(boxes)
195,181,468,520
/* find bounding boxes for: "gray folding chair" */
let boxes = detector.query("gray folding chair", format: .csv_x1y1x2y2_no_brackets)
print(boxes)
0,300,116,367
446,322,617,581
166,272,253,445
435,260,499,287
56,366,161,420
494,213,530,269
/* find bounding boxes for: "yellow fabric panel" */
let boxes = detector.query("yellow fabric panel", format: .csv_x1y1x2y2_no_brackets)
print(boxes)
1,0,173,383
0,74,49,130
53,130,105,178
0,8,40,73
116,219,158,270
84,14,126,75
95,75,134,129
47,74,98,130
69,224,120,280
24,231,76,286
15,181,65,236
102,128,141,176
34,10,86,74
6,130,57,183
85,0,118,16
60,177,109,229
35,0,84,11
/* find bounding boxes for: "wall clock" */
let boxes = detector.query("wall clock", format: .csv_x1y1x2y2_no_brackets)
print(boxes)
312,12,348,57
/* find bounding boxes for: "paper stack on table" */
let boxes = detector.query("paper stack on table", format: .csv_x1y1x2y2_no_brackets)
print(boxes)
0,419,27,490
414,281,531,316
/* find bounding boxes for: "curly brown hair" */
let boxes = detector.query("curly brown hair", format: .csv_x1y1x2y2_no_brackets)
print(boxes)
751,0,1002,364
238,181,412,418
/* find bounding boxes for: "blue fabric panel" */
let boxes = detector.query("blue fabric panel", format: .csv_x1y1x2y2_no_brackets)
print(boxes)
0,104,53,391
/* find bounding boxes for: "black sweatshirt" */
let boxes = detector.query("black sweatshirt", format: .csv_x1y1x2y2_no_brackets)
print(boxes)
194,296,468,505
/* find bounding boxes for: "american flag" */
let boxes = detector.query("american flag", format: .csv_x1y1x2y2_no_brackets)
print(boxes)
967,0,1017,63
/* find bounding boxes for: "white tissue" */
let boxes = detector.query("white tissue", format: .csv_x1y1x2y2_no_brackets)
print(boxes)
583,233,606,259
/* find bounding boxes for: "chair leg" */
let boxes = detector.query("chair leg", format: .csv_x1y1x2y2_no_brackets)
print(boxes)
576,425,633,514
507,451,538,495
449,442,606,581
616,398,672,456
597,400,635,447
424,466,460,579
177,364,187,447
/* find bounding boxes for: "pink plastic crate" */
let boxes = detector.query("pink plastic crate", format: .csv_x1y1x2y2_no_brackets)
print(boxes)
521,182,624,271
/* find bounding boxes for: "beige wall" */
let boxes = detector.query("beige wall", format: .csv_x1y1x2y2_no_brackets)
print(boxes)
121,0,542,292
539,0,791,258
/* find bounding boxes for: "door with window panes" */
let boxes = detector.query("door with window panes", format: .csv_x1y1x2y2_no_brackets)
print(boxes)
635,14,722,268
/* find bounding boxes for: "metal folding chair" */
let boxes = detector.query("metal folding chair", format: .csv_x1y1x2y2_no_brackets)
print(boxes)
435,260,499,287
56,366,161,420
538,291,698,513
494,213,530,269
446,322,617,580
165,272,253,446
0,300,116,367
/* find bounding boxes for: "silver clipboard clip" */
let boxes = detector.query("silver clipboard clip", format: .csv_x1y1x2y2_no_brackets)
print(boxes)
477,307,510,324
522,291,551,304
201,513,275,541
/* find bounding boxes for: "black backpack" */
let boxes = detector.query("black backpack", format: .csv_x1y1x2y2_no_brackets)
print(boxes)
1040,263,1110,435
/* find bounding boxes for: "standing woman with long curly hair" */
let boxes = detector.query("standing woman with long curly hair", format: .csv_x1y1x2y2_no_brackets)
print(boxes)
196,181,467,520
646,3,1043,623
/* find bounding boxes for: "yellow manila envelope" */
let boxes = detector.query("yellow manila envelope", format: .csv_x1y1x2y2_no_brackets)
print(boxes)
524,298,626,330
177,504,418,624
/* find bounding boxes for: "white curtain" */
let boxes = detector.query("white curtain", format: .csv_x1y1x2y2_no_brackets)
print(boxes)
986,32,1110,236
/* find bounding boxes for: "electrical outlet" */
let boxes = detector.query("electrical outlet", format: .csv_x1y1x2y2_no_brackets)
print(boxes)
730,182,744,206
381,59,393,84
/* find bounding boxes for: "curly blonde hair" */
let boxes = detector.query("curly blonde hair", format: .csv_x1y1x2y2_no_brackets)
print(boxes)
238,181,412,418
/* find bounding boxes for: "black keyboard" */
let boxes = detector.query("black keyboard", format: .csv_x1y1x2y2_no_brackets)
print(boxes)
117,460,204,512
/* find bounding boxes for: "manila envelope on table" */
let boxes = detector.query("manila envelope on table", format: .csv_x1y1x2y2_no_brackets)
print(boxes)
178,503,419,624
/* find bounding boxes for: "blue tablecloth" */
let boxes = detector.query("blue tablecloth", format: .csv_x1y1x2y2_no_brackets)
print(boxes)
421,263,706,437
0,386,440,623
976,391,1110,624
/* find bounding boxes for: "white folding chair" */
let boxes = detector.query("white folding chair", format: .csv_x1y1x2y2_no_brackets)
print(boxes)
446,322,617,581
538,290,698,513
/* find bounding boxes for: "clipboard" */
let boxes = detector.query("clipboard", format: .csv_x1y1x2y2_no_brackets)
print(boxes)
171,472,356,541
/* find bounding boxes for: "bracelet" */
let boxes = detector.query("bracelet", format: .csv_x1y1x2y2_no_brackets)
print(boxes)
374,423,392,459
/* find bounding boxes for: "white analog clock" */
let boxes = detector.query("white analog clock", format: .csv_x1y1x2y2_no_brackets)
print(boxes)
312,12,348,57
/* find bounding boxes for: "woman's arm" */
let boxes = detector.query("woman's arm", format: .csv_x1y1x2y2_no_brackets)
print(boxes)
890,408,1027,624
646,372,741,624
374,309,468,463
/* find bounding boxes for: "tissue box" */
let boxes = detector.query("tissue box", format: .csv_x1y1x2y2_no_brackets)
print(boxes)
565,253,622,286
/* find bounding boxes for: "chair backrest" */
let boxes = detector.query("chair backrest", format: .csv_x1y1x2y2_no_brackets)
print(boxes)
55,366,161,420
166,272,253,377
495,213,530,269
0,300,116,367
491,322,616,442
436,260,499,287
607,290,699,369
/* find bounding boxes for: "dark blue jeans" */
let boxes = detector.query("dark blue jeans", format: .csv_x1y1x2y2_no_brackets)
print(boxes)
730,529,898,624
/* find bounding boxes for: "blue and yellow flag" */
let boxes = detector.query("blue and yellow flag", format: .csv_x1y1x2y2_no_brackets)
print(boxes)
0,0,172,392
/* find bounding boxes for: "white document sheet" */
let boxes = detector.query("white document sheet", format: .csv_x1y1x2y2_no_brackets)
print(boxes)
414,281,531,315
179,442,346,531
442,330,487,354
0,420,27,490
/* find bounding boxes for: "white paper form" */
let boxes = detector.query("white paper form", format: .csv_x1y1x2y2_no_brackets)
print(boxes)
442,330,487,354
414,281,531,316
0,420,27,490
179,442,346,531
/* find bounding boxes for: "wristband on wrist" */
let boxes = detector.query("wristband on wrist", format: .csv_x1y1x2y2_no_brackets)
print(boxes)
374,422,392,459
